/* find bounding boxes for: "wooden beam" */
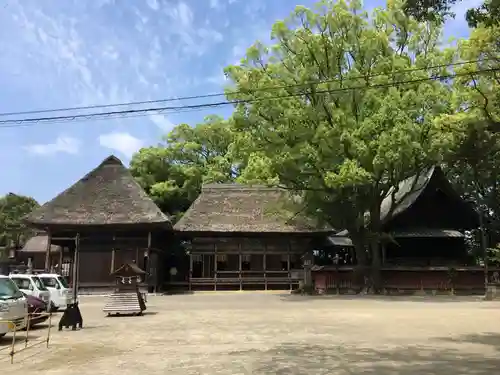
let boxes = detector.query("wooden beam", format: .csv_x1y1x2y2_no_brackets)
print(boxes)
146,231,152,292
72,233,80,303
44,231,52,271
263,241,267,291
287,239,291,290
238,240,242,291
188,254,193,291
58,246,64,274
110,249,116,274
214,242,217,291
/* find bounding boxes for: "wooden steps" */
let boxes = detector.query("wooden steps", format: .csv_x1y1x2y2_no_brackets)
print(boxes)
103,292,146,315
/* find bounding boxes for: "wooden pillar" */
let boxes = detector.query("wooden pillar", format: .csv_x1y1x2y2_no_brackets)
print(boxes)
58,246,64,274
263,241,267,291
146,232,152,292
110,249,116,274
44,231,52,271
214,243,217,291
287,240,292,290
72,233,80,303
188,253,193,292
239,241,242,291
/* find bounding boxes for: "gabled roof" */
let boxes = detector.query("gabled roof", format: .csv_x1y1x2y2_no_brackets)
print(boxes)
25,155,171,228
174,184,330,233
111,262,146,276
332,166,478,243
379,167,436,224
379,166,477,225
19,234,61,253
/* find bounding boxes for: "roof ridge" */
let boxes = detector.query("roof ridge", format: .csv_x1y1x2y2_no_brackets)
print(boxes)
25,155,170,227
201,183,282,192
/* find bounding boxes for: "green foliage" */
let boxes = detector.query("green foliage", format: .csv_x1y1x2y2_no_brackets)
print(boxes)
436,25,500,248
403,0,460,24
224,0,455,266
0,193,39,249
129,115,237,222
466,0,500,28
403,0,500,28
128,0,499,271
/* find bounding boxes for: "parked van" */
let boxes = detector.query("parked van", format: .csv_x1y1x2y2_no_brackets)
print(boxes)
9,274,51,309
0,275,28,338
37,273,72,310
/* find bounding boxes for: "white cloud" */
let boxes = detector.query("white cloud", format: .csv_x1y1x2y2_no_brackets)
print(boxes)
98,132,144,157
209,0,219,9
178,2,193,27
25,136,81,155
197,27,223,43
146,0,159,11
149,114,175,132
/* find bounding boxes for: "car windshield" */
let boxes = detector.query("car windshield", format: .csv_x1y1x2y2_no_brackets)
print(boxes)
0,278,23,299
32,277,48,291
57,276,69,288
40,277,59,288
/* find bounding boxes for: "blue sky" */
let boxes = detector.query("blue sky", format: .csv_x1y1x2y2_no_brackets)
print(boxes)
0,0,482,203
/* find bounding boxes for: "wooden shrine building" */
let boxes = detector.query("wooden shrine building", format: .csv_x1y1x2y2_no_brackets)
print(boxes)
23,155,172,294
174,184,331,291
103,261,147,316
313,166,489,294
16,233,65,274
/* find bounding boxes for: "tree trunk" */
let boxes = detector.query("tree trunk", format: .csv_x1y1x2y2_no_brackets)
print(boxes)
370,238,382,294
350,233,369,293
368,205,383,294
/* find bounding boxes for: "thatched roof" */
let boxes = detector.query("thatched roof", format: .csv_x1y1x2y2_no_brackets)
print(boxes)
174,184,330,233
19,234,61,253
25,155,171,228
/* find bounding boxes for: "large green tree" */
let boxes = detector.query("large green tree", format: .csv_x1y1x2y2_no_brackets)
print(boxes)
403,0,500,27
435,25,500,252
466,0,500,28
224,0,455,290
130,115,238,222
0,193,39,253
403,0,460,24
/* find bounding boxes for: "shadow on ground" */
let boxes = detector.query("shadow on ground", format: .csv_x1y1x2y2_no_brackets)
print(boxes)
0,333,41,346
227,333,500,375
279,294,487,303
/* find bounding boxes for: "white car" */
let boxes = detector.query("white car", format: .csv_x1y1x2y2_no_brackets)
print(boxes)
0,275,28,338
37,273,72,310
9,274,51,308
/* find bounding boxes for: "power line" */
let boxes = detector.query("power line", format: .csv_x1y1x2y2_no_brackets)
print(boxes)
0,67,498,129
0,58,494,118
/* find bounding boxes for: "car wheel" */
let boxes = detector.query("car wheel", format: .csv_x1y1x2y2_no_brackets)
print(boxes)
50,301,58,312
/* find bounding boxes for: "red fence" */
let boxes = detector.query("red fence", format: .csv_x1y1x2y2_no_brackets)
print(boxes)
312,266,496,294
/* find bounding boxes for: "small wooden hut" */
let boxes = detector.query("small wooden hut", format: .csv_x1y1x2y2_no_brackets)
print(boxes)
174,184,331,291
103,262,147,316
23,155,172,297
16,233,66,274
313,166,487,294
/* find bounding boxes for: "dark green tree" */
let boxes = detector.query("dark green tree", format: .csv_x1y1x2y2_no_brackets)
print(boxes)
129,115,238,222
0,193,39,251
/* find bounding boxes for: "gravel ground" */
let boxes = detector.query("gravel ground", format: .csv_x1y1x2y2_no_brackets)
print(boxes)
1,293,500,375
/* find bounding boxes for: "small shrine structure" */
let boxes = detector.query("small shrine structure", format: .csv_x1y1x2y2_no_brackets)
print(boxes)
103,261,147,316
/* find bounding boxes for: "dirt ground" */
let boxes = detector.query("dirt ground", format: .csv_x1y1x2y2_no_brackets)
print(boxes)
1,293,500,375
